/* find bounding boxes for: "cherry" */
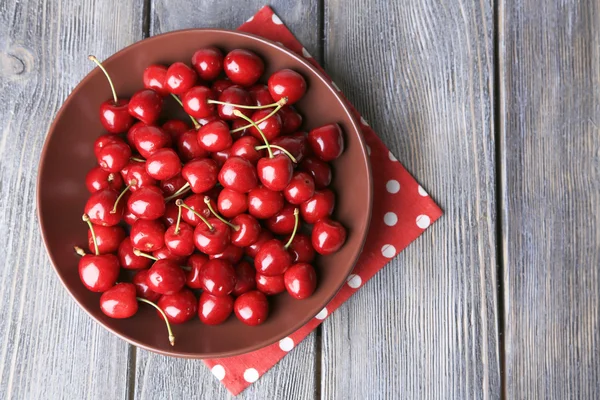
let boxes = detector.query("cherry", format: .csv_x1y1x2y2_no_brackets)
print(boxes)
130,219,165,251
234,291,269,326
212,79,234,95
124,210,139,225
160,174,188,198
249,109,282,141
248,84,275,106
181,86,216,118
193,217,230,255
272,132,309,163
85,167,123,193
162,119,189,139
198,292,233,325
247,186,284,219
257,153,293,191
192,47,224,81
182,158,218,193
179,195,211,226
217,188,247,218
224,49,264,87
124,161,156,190
162,202,179,226
256,273,286,295
211,147,231,167
133,125,172,158
97,141,131,173
94,134,123,159
230,119,251,139
300,189,335,223
183,253,207,289
299,156,332,189
76,217,120,292
312,218,347,255
127,186,165,220
255,209,299,276
166,62,198,95
152,247,188,264
268,69,307,105
128,89,163,125
146,258,186,295
88,56,134,133
100,283,138,317
143,64,169,96
164,221,195,257
286,233,315,263
265,204,299,235
215,86,253,120
118,238,152,269
279,106,303,134
232,261,256,296
126,122,146,146
85,189,123,226
158,289,197,324
199,259,236,296
230,136,264,164
203,196,260,248
210,244,244,264
146,148,182,180
308,123,344,161
133,270,161,302
177,129,209,162
246,230,273,258
218,156,258,193
87,224,126,254
284,263,317,299
197,120,232,152
284,171,315,205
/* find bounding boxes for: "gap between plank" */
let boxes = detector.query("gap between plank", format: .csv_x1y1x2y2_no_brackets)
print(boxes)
127,345,137,400
142,0,151,38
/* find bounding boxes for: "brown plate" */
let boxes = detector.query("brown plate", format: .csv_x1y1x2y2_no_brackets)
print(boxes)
37,29,372,358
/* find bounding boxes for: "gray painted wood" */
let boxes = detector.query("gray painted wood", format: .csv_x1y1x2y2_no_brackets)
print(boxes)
500,1,600,398
0,0,145,399
321,1,500,399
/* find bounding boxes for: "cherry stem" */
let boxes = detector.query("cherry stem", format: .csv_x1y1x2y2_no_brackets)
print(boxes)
164,182,191,202
82,214,99,255
284,208,300,249
132,249,159,261
175,199,213,231
130,156,146,163
207,97,287,110
88,55,118,105
174,201,183,234
232,110,273,158
230,101,285,134
111,179,136,214
170,94,200,129
74,246,86,257
136,297,175,346
203,196,239,231
255,145,297,163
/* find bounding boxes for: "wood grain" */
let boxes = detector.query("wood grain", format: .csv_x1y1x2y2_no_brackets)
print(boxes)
0,0,145,398
499,0,600,398
321,0,500,398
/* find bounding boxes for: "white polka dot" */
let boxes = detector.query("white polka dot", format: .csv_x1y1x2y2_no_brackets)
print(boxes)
246,16,254,22
381,244,396,258
389,151,398,161
271,14,283,25
416,215,431,229
418,185,429,197
331,81,341,91
384,212,398,226
346,274,362,289
279,337,294,352
211,365,226,381
386,180,400,194
302,47,312,58
366,145,371,156
244,368,260,383
360,116,370,126
315,307,328,320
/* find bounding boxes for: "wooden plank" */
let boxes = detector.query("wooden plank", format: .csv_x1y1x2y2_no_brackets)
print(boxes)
500,0,600,398
0,0,145,398
133,2,320,398
322,1,500,398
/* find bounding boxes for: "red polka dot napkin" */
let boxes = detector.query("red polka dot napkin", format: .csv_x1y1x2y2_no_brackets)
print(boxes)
203,6,443,395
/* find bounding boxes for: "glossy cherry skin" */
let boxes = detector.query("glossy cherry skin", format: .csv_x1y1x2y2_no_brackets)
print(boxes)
100,99,134,134
180,194,211,226
265,204,298,235
299,156,332,189
87,224,126,254
145,148,181,180
158,289,197,324
300,189,335,224
268,69,307,105
224,49,264,87
230,118,251,139
186,253,209,289
143,64,169,96
228,214,259,247
162,119,189,139
257,154,293,191
86,166,124,193
254,239,292,276
124,210,139,225
147,259,186,295
217,188,247,218
193,218,231,255
308,123,344,161
245,230,273,258
97,141,131,173
94,134,123,158
130,219,165,251
162,202,179,226
152,247,188,263
211,148,231,168
127,186,165,220
247,186,284,219
198,292,233,325
85,189,123,226
182,86,217,118
177,129,209,162
272,133,309,163
165,62,197,95
78,253,119,292
284,171,315,205
284,263,317,299
210,244,244,264
192,47,224,81
279,106,303,134
118,238,152,269
126,121,146,146
212,78,234,94
164,222,195,257
182,158,219,193
312,218,347,255
248,84,275,106
256,273,286,295
133,270,161,302
128,89,163,125
197,120,232,152
286,233,315,263
123,161,156,191
217,86,253,120
234,291,269,326
218,157,258,193
249,109,282,141
230,136,264,164
134,125,172,158
232,261,256,296
100,283,138,318
199,259,236,296
160,174,187,198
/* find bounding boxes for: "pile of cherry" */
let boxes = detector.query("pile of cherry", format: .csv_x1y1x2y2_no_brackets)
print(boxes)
77,47,346,346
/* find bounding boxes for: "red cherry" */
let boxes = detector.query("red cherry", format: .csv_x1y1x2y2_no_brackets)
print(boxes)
180,194,211,226
147,259,186,295
218,157,258,193
230,214,260,247
124,210,139,225
146,148,181,180
158,289,197,324
268,69,307,105
97,141,131,173
209,243,244,264
128,89,163,125
284,171,315,205
247,186,284,219
162,202,179,226
126,122,146,146
211,148,231,168
232,261,256,296
286,233,315,263
245,230,273,258
312,218,347,255
182,86,216,118
308,123,344,161
99,99,134,134
217,188,247,218
192,47,224,81
87,224,126,254
77,251,119,292
100,283,138,318
118,238,152,269
124,161,156,191
216,86,253,120
230,118,251,139
254,239,292,276
230,136,264,164
212,79,234,95
256,273,286,295
224,49,264,87
199,259,236,296
133,270,161,302
85,189,123,226
127,186,166,220
160,174,187,198
130,219,165,251
162,119,189,140
272,132,309,163
186,253,209,289
300,189,335,224
177,129,209,162
257,153,293,191
152,247,188,264
193,218,231,255
86,166,124,193
299,156,332,189
249,109,282,141
265,204,298,235
279,106,303,134
248,84,275,106
143,64,169,96
94,134,123,159
182,158,219,193
164,222,195,257
197,120,232,152
133,125,172,158
284,263,317,299
234,291,268,326
198,292,233,325
166,62,197,95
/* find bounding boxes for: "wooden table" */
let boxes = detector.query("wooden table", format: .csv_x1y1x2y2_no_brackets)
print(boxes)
1,0,598,398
